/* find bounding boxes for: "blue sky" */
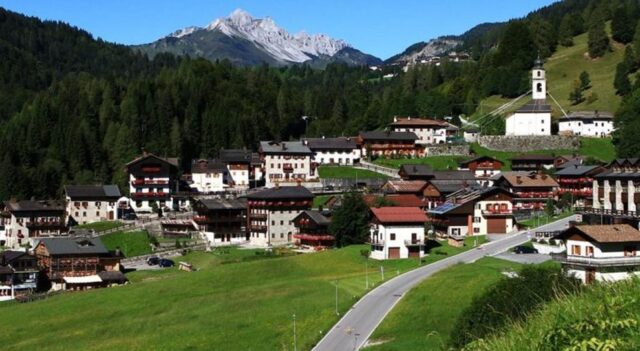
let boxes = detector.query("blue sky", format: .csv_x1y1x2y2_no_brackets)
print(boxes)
0,0,557,59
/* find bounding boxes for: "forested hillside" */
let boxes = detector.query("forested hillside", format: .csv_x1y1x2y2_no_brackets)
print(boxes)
1,0,639,200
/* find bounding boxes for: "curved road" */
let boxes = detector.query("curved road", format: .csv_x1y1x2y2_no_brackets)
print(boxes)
312,216,576,351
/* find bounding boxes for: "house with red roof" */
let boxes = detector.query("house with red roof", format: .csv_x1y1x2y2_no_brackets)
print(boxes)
369,207,427,260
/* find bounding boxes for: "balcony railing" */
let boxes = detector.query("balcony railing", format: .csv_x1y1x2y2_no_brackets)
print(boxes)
482,209,513,216
404,239,425,247
370,240,385,246
557,189,593,197
193,215,244,224
551,252,640,267
26,221,64,228
131,179,168,186
575,206,640,219
131,192,169,199
514,191,555,199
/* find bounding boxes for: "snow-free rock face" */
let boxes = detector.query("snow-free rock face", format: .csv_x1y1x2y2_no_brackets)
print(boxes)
139,9,379,67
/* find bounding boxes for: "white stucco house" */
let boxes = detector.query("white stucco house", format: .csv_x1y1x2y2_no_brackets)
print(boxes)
369,207,427,260
505,58,552,136
554,224,640,284
558,111,614,137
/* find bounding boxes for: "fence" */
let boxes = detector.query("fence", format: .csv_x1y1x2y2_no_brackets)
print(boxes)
355,161,400,178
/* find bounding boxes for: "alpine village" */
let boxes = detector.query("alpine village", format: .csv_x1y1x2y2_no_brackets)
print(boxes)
1,0,640,350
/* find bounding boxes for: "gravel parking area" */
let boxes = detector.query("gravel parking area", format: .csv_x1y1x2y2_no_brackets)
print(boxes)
494,252,552,264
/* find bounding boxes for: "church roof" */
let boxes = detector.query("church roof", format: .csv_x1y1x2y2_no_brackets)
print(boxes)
516,99,552,113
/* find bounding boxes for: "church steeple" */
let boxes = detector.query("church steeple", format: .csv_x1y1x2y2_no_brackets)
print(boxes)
532,56,546,100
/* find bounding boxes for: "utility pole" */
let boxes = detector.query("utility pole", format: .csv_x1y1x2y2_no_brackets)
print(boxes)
380,266,384,281
335,280,339,315
365,258,369,289
293,313,297,351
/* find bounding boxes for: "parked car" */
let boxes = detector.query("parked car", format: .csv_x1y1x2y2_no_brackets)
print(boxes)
514,245,539,254
146,256,160,265
159,259,175,268
123,212,137,220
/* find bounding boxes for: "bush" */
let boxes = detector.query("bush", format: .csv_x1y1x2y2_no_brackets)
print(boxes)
450,265,581,349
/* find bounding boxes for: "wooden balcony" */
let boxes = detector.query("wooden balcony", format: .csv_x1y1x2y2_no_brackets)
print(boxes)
481,209,513,217
552,252,640,267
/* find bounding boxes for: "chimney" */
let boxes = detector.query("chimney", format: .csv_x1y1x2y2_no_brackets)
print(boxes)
141,147,148,156
296,179,302,187
516,175,522,184
542,174,548,180
115,247,121,257
408,116,411,121
574,164,579,169
393,116,398,122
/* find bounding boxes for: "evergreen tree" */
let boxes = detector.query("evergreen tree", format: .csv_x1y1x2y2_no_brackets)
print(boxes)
633,22,640,64
569,80,585,105
613,87,640,157
529,17,556,58
614,62,632,96
328,192,371,247
558,14,575,46
587,19,610,58
611,5,635,44
579,71,591,90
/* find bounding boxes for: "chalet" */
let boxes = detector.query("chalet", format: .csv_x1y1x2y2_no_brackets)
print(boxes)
160,220,196,238
555,165,605,207
246,186,314,247
189,159,227,193
64,185,121,225
370,207,427,260
292,210,333,248
459,156,503,186
398,164,434,180
424,171,477,209
389,117,456,145
1,200,66,249
588,159,640,222
428,187,515,237
553,225,640,284
192,198,247,245
510,154,555,172
125,153,179,212
0,251,39,300
35,237,124,291
558,111,614,138
491,172,558,212
554,155,585,170
358,131,419,158
219,149,263,189
505,58,552,136
304,137,361,165
259,141,316,188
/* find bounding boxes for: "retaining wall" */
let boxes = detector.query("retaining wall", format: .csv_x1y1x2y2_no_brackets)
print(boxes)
478,135,580,152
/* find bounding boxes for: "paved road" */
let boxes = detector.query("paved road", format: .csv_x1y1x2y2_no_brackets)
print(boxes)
312,215,576,351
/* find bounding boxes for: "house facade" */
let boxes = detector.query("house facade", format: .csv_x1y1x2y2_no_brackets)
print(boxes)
370,207,427,260
193,198,247,245
555,165,605,207
292,210,333,248
492,172,558,212
0,251,39,300
189,159,227,193
219,149,263,190
259,141,316,188
510,155,555,172
64,185,121,225
591,159,640,216
246,186,314,247
459,156,503,186
304,137,361,165
125,153,179,212
554,225,640,284
558,111,614,137
1,200,67,249
505,58,552,136
358,131,419,158
389,117,455,145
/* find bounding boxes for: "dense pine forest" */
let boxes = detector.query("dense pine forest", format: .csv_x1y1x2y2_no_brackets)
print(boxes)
0,0,639,200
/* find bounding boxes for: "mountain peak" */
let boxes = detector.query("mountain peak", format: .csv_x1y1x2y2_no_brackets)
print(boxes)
228,8,254,26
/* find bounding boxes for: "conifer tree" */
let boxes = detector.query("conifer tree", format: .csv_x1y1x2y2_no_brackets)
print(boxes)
588,19,610,58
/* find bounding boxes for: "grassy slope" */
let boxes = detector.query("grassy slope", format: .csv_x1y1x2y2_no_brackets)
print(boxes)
468,279,640,351
0,242,480,351
76,221,124,232
318,165,389,179
374,155,466,171
477,23,623,119
99,230,153,257
365,257,521,351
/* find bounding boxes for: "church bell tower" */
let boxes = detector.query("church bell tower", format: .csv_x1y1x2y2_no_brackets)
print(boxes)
532,56,546,100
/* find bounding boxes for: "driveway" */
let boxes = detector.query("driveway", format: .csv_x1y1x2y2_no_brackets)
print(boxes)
494,252,551,264
312,215,576,351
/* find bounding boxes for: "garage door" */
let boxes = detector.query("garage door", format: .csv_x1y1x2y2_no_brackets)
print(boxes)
408,247,420,258
487,218,507,234
388,247,400,259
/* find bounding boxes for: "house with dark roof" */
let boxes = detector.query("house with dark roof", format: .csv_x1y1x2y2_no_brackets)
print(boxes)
34,237,124,291
357,130,419,158
390,116,457,145
259,141,317,188
189,159,228,193
398,164,434,180
555,164,605,207
369,207,427,260
491,171,558,212
510,154,555,172
459,156,503,185
586,159,640,224
558,111,615,137
553,225,640,284
428,187,515,237
505,58,552,136
293,210,333,248
246,186,314,246
192,198,247,245
219,149,263,190
303,137,361,166
64,185,122,225
125,152,179,212
1,200,67,249
0,250,39,300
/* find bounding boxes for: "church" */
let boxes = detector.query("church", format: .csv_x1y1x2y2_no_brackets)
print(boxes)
505,58,552,136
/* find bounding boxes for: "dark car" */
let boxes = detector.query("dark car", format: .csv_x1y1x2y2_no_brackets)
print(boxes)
146,256,160,265
159,259,175,268
514,245,539,254
123,212,138,220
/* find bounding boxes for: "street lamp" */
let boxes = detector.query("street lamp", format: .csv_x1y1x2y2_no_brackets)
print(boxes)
335,280,339,315
293,313,297,351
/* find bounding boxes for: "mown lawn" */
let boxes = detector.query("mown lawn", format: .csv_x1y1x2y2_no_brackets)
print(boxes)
318,165,389,179
578,137,616,162
76,220,124,232
0,242,481,351
100,230,153,257
313,194,335,208
518,209,574,229
374,155,466,171
365,257,522,351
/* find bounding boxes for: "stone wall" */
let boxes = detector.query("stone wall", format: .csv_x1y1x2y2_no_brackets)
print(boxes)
424,144,470,156
477,135,580,152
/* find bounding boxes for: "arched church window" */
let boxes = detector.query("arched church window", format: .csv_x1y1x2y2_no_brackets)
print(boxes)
537,71,541,77
537,83,542,92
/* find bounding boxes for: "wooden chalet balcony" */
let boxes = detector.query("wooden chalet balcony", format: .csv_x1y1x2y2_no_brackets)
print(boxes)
250,213,268,220
370,239,385,246
131,192,169,199
369,144,414,150
293,233,334,241
404,239,425,247
557,177,593,184
575,206,640,219
481,209,513,216
557,189,593,197
26,221,64,229
514,191,555,199
249,224,267,232
283,165,294,174
193,215,244,224
131,179,169,186
551,252,640,267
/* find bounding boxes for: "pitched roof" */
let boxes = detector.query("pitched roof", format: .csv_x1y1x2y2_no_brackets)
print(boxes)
0,250,31,264
430,179,477,193
359,130,418,142
431,170,476,181
295,210,331,226
555,165,600,176
563,225,640,243
65,185,121,199
37,237,109,256
459,156,501,167
125,153,179,168
3,200,65,213
371,207,427,224
562,111,614,121
191,159,227,173
219,149,253,164
399,164,434,177
515,99,552,113
304,137,358,150
363,194,425,208
498,172,559,187
246,186,314,200
198,198,246,210
259,141,312,155
429,186,512,215
390,117,450,128
383,180,427,193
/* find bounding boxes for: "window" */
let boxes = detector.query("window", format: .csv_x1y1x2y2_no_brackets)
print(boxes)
536,82,542,92
280,233,284,238
390,233,396,240
271,220,275,225
474,217,481,223
474,228,480,233
571,245,581,256
96,211,100,216
280,220,284,225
